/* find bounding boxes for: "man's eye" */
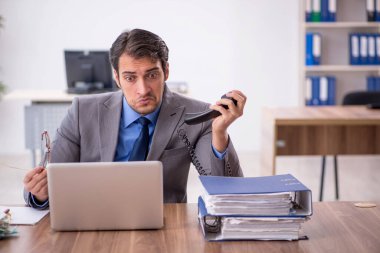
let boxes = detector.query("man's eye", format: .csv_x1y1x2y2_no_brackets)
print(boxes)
147,72,158,79
124,76,135,82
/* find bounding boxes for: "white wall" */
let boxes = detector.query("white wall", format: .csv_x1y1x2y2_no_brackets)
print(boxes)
0,0,299,154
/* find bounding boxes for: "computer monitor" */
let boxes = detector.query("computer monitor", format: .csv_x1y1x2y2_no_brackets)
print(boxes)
64,50,116,94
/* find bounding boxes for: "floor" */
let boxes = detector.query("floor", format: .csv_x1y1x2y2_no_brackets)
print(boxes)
0,151,379,205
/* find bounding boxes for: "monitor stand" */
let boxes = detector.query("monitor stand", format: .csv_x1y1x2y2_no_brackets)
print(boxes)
66,87,117,94
67,82,115,94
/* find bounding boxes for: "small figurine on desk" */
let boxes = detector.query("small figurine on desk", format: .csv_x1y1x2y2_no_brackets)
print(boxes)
0,209,18,239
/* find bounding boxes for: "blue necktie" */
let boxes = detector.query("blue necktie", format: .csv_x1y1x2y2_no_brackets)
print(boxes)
129,117,150,161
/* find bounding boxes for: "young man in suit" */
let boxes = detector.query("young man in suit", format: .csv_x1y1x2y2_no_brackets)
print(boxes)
23,29,246,209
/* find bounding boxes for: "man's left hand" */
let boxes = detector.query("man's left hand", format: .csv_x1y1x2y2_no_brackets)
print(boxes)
210,90,247,152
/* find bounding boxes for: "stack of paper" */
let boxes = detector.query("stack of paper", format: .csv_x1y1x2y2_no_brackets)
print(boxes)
221,217,307,241
203,192,293,216
198,174,313,241
0,206,49,225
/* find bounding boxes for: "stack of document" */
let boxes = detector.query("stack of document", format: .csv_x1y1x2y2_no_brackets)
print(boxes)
202,192,293,216
221,217,306,241
198,174,313,241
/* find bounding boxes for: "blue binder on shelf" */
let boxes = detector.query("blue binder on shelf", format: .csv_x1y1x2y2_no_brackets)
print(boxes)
373,76,380,91
375,34,380,64
312,33,321,65
306,33,314,65
305,0,312,22
360,34,369,65
319,76,329,105
367,76,376,91
349,33,360,65
375,0,380,21
376,77,380,90
328,0,336,21
306,33,321,65
305,77,313,106
327,76,336,105
321,0,329,22
321,0,335,22
368,34,376,65
311,76,320,105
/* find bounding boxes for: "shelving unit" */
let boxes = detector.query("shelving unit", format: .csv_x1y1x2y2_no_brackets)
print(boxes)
299,0,380,105
305,65,380,72
304,22,380,28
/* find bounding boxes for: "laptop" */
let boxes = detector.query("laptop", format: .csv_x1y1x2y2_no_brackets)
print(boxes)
47,161,163,231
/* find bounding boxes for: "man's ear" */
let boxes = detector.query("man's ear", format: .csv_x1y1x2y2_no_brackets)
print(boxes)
164,63,169,81
113,69,121,88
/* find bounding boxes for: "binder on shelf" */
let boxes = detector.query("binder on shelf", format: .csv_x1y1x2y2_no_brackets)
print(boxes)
305,77,312,106
319,76,328,105
306,33,314,65
367,76,376,91
305,0,312,22
349,34,360,65
311,76,320,105
313,33,321,65
328,0,336,21
360,34,369,65
321,0,336,22
321,0,329,22
376,77,380,90
311,0,321,22
376,34,380,64
368,34,376,65
327,76,336,105
375,0,380,21
367,0,376,21
368,76,380,91
305,33,322,65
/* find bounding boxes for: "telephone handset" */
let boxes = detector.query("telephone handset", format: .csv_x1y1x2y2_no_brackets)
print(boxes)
184,94,238,125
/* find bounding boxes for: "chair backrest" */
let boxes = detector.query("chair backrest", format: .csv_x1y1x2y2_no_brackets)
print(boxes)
342,91,380,105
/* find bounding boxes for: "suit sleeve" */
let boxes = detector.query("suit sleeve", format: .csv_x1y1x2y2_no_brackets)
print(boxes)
193,119,243,177
24,188,49,210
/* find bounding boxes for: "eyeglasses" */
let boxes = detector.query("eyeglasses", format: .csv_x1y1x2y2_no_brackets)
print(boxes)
39,130,51,168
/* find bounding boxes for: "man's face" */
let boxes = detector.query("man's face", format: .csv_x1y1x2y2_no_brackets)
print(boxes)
114,53,169,115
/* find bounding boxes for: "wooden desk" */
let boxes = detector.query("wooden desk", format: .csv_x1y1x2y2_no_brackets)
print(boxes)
3,89,78,102
1,202,379,253
261,106,380,176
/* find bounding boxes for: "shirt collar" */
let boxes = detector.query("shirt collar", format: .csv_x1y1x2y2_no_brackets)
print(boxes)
121,96,161,128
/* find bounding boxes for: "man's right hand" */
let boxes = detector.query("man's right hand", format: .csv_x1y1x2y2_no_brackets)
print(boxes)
24,167,48,202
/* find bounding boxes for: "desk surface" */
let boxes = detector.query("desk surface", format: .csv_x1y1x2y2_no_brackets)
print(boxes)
1,202,379,253
263,106,380,125
3,89,78,102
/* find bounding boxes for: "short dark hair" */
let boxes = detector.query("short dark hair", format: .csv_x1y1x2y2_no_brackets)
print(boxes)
110,29,169,76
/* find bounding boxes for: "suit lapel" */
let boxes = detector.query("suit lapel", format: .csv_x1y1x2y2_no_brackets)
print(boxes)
99,91,123,162
147,87,184,161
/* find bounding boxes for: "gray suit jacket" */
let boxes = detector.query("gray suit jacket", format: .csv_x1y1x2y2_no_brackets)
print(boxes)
25,86,243,208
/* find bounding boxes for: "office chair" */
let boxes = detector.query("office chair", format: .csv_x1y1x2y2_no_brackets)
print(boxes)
319,91,380,201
